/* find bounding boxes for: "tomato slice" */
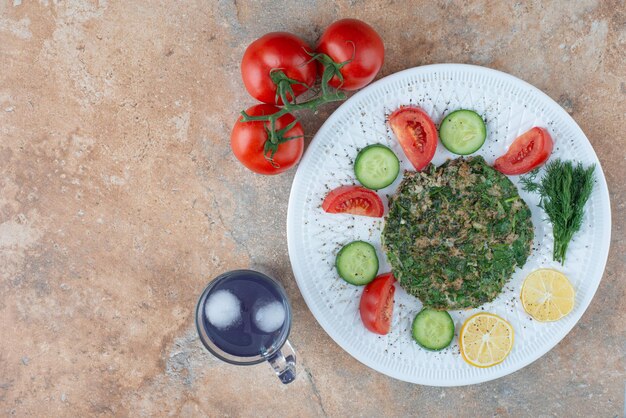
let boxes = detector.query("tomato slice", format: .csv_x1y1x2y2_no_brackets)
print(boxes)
494,127,554,175
322,186,384,217
389,107,438,171
359,273,396,335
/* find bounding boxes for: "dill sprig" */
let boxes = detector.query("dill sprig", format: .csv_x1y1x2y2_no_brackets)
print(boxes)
521,159,595,264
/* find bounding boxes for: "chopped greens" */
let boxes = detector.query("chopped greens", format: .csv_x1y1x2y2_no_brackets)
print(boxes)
382,156,534,310
521,159,595,264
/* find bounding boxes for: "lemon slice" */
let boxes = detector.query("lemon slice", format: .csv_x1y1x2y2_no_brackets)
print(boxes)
521,268,575,322
460,313,514,368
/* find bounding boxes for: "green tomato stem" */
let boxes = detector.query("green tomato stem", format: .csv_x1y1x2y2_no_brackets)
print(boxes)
238,53,351,164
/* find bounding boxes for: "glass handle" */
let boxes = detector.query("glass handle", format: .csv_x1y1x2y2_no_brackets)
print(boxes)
266,340,296,384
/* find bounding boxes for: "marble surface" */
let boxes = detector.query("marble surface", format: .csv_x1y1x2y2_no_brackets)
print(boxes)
0,1,624,416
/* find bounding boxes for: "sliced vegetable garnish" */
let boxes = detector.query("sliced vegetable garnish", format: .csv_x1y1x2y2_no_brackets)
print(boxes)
359,272,396,335
388,106,438,171
335,241,379,286
411,308,455,351
494,127,553,175
322,185,384,217
439,109,486,155
354,144,400,190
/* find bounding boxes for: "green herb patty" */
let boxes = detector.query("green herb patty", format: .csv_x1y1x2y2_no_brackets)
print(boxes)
382,156,533,310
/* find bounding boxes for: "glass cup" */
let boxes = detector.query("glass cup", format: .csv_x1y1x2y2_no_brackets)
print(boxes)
195,269,296,384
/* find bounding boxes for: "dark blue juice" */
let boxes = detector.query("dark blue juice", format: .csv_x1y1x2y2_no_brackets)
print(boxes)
199,271,290,359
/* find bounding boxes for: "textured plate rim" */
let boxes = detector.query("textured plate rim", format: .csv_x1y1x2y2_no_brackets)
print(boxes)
287,63,611,386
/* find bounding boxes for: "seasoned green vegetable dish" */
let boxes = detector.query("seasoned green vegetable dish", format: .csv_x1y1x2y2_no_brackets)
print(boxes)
382,156,534,310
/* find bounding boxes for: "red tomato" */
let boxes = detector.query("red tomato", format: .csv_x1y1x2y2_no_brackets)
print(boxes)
359,273,396,335
316,19,384,91
388,107,438,171
231,104,304,175
322,185,384,217
494,127,554,175
241,32,317,104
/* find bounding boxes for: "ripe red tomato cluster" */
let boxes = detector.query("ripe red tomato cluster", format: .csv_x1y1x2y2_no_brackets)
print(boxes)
231,19,385,175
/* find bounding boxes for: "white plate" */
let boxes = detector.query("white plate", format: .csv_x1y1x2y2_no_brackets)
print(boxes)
287,64,611,386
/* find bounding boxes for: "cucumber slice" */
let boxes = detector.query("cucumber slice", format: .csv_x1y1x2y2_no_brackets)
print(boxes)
412,308,455,351
439,110,486,155
335,241,379,285
354,144,400,190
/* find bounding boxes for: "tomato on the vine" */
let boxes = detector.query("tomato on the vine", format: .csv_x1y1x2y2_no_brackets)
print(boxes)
241,32,318,105
231,104,304,175
316,19,384,91
234,20,387,175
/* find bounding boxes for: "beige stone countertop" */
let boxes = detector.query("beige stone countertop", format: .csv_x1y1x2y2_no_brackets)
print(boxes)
1,1,624,416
